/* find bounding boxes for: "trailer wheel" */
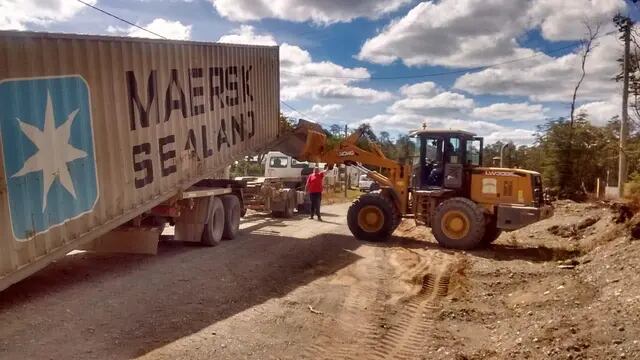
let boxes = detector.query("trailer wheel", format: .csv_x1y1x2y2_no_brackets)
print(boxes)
285,198,294,218
272,189,295,218
432,197,485,250
221,195,241,240
347,193,396,242
273,201,292,218
202,197,225,246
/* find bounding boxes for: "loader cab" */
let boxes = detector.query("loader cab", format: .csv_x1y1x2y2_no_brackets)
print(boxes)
410,129,483,191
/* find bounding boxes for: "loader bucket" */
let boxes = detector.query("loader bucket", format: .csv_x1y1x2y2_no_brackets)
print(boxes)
272,119,327,162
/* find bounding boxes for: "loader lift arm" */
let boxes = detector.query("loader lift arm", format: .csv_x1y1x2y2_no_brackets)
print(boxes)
279,120,411,215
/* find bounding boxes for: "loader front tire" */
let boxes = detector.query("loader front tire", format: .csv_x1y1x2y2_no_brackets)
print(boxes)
347,193,396,242
432,197,485,250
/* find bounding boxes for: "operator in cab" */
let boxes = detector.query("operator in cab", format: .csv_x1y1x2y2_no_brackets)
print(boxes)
306,166,327,221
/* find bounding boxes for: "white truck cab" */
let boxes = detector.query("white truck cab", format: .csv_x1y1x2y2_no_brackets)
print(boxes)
263,152,338,185
358,174,374,191
264,151,310,178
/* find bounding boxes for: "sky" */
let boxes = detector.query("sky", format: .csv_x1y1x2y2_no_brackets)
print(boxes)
1,0,639,145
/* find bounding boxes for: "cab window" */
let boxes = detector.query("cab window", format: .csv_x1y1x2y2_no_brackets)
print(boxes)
446,137,461,164
291,158,308,168
425,138,442,162
269,156,289,168
466,140,481,166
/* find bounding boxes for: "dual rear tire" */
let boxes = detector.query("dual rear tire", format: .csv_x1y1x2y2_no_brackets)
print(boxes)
201,195,241,246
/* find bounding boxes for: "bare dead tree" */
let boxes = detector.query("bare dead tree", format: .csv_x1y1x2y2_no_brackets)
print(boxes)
627,28,640,125
570,22,601,127
560,22,600,194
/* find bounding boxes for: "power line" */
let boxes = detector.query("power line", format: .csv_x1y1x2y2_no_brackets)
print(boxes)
281,30,618,81
280,100,317,122
75,0,168,39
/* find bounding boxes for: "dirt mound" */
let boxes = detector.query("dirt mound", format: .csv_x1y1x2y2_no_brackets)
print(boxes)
547,216,600,239
462,201,640,359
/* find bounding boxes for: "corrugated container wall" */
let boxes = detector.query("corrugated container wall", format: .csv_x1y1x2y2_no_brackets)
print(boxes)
0,31,280,290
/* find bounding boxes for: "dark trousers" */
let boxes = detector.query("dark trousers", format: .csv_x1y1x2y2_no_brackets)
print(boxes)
309,192,322,218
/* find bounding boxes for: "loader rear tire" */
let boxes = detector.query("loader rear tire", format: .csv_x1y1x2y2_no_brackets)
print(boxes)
202,197,225,246
347,193,396,242
221,195,241,240
432,197,485,250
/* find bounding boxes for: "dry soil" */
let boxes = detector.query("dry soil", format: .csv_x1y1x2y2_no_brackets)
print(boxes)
1,200,639,359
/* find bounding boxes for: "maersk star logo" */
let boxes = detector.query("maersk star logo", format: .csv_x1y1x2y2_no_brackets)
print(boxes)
0,76,98,240
13,92,88,211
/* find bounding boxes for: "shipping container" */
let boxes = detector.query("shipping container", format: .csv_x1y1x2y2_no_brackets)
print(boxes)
0,31,280,291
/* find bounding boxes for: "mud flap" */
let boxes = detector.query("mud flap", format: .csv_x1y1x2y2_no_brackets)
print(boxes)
174,198,209,242
80,227,162,255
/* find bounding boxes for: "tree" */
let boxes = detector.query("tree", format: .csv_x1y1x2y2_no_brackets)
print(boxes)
279,112,295,133
534,113,616,199
357,123,378,142
570,22,600,126
562,22,600,192
395,135,416,163
379,131,391,143
329,124,343,137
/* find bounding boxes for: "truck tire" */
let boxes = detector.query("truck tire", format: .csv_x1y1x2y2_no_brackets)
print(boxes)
347,193,397,242
272,189,295,218
285,197,294,218
432,197,485,250
273,200,293,218
221,195,241,240
481,217,502,246
202,197,225,246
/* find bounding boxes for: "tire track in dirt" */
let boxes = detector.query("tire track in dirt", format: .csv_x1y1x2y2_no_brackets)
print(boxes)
370,254,454,360
301,246,389,360
302,246,459,360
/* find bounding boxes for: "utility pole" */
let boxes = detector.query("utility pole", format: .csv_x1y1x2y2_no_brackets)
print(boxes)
344,124,348,198
618,15,633,197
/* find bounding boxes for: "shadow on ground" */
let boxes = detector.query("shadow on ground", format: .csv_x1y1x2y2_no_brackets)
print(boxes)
0,229,362,360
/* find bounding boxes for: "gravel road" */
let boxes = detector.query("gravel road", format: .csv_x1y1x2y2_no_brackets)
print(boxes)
2,201,639,359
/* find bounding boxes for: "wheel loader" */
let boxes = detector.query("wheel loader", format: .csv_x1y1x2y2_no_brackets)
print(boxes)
277,120,553,250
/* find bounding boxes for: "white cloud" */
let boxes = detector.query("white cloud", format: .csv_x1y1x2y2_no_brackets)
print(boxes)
577,99,620,125
0,0,95,30
454,34,622,102
389,92,474,116
108,18,192,40
362,81,536,145
302,104,343,119
357,0,539,68
357,0,625,68
385,81,474,117
484,129,536,145
529,0,624,41
363,112,536,144
400,82,441,97
472,102,548,122
218,25,277,45
210,0,411,24
218,26,392,103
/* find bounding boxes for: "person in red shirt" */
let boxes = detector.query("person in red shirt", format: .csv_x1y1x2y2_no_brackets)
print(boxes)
306,166,326,221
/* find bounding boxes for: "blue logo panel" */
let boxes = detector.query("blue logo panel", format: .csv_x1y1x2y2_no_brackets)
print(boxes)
0,76,98,240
